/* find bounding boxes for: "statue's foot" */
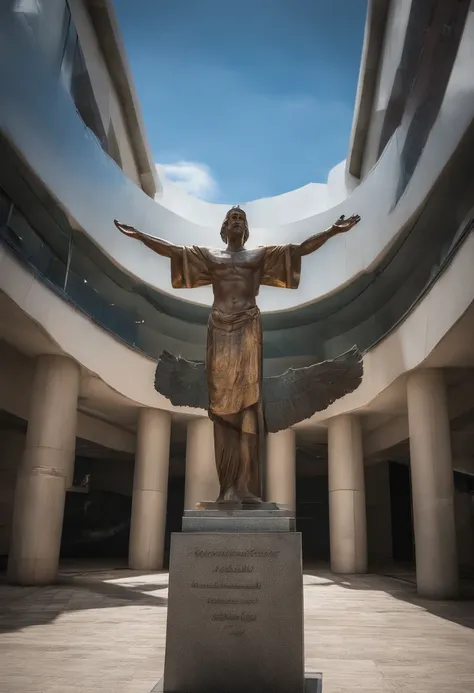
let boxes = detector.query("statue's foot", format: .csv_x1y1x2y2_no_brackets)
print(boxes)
239,489,262,504
216,488,262,504
216,488,241,502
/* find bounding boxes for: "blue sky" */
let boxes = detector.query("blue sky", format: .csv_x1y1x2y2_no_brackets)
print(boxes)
113,0,367,203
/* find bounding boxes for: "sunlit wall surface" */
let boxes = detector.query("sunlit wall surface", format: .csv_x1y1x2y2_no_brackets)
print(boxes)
1,1,474,374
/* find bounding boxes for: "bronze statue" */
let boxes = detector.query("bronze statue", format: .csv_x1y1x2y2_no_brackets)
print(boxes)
114,208,362,504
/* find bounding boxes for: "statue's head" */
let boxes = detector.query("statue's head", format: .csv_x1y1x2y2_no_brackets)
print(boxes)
220,206,249,246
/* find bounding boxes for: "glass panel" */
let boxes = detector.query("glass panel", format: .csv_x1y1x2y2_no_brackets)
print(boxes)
70,42,108,150
107,122,122,168
13,0,70,70
12,0,42,33
393,1,470,206
2,205,67,288
8,206,45,261
0,187,12,226
60,13,77,93
66,237,140,346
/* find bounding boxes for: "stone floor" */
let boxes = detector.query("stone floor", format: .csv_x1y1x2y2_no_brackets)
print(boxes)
0,563,473,692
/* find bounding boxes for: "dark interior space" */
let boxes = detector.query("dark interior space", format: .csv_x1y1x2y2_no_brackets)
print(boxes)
389,461,415,563
61,456,131,559
60,489,131,559
296,475,330,564
59,456,186,568
3,422,469,573
164,476,185,568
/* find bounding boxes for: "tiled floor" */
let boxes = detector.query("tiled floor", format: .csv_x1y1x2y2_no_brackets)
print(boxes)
0,563,473,692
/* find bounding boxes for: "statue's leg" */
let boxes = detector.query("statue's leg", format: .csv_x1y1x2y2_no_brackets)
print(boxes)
213,414,241,501
237,405,260,502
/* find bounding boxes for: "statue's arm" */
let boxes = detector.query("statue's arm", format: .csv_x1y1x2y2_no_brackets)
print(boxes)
114,220,182,258
297,214,360,257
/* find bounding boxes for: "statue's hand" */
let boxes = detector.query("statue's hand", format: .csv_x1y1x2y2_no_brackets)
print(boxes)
114,219,139,237
332,214,360,233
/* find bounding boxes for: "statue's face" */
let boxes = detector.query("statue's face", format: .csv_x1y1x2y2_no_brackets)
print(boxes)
225,209,247,245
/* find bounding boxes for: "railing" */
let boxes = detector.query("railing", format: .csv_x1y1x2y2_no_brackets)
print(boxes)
1,172,473,372
0,184,154,356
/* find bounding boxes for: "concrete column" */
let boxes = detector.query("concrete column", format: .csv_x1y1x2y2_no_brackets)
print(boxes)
8,355,80,585
266,429,296,509
407,369,458,598
328,414,367,574
184,418,218,509
129,408,171,571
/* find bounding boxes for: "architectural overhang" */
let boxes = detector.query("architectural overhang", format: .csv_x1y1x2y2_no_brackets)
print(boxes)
84,0,159,199
2,223,474,426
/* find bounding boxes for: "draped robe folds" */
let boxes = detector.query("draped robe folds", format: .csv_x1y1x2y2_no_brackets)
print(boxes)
170,245,301,498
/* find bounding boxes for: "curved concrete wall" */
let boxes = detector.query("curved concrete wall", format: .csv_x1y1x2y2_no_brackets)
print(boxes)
1,1,474,426
1,227,473,425
1,7,474,314
3,117,473,374
156,159,356,227
0,245,185,416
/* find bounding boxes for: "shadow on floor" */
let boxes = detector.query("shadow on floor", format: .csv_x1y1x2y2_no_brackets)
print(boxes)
304,564,474,632
0,563,168,635
2,559,473,636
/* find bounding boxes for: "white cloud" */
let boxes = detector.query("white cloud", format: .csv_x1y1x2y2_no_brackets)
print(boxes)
155,160,218,200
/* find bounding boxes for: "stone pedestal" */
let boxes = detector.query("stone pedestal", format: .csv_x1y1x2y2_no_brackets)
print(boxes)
156,510,318,693
152,675,322,692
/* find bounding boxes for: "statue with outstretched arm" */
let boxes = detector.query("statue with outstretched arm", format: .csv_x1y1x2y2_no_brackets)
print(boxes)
114,208,362,504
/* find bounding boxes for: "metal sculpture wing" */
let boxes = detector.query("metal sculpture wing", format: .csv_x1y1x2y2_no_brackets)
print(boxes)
155,346,363,429
262,345,363,433
154,350,209,410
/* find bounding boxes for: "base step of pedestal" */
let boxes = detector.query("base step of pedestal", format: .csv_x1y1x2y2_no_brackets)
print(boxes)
196,501,281,511
151,672,323,692
183,509,295,533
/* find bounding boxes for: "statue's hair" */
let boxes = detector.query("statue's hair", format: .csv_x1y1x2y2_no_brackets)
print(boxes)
220,205,249,244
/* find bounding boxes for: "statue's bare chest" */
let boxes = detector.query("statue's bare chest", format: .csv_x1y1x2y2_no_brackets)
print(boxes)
206,248,265,272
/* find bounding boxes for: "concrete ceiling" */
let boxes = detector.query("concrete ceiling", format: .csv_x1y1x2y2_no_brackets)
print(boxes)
0,291,63,358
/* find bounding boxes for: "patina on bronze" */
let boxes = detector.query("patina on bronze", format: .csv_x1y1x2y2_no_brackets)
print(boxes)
114,208,362,504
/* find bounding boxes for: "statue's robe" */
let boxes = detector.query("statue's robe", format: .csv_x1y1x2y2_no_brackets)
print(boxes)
169,245,301,497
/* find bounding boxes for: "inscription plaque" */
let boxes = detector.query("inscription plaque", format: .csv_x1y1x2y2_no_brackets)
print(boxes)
163,532,304,693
